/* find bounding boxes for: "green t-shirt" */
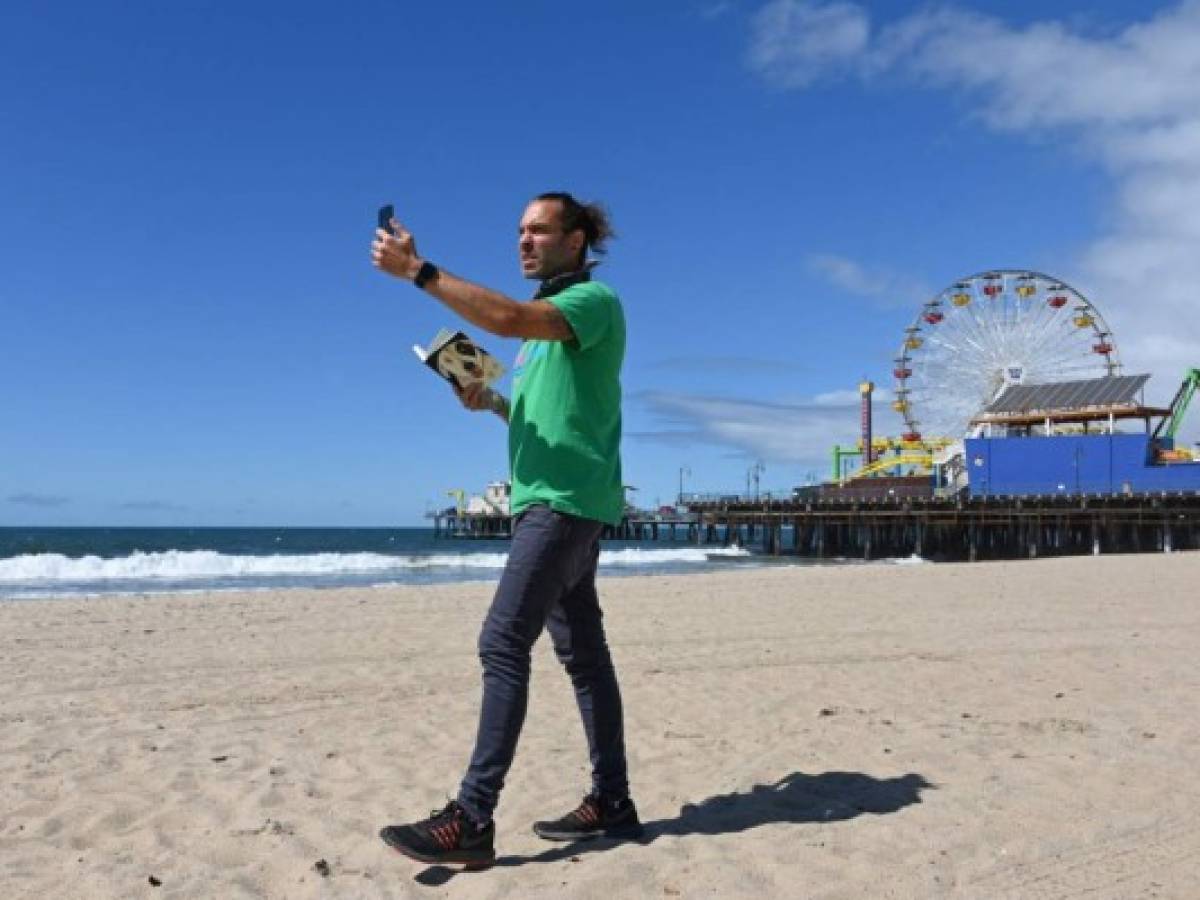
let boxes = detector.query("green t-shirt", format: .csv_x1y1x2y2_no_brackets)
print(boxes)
508,280,626,525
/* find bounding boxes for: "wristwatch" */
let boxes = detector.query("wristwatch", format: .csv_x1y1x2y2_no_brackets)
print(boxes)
414,260,439,289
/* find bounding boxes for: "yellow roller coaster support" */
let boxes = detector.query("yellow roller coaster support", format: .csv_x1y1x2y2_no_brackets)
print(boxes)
852,436,953,452
841,453,935,484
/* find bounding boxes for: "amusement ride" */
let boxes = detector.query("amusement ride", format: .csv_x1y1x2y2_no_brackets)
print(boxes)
893,270,1122,442
837,270,1127,483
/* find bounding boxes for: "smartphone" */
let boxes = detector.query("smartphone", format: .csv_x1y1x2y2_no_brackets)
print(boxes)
377,204,394,233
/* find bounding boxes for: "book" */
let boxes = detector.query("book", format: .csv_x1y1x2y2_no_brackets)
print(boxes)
412,328,505,391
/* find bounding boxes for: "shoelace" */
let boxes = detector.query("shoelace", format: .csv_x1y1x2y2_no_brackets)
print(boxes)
425,803,465,849
430,818,461,850
572,796,603,826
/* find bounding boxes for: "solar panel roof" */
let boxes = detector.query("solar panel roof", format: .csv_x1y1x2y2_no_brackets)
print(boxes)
984,374,1150,415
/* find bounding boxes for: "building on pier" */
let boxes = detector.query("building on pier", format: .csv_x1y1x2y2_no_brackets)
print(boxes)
958,373,1200,497
429,481,512,538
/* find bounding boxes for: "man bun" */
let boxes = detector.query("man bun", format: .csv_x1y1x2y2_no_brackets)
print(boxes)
536,191,615,258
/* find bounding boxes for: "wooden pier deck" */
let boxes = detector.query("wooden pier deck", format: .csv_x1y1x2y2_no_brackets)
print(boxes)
687,493,1200,561
431,493,1200,562
429,510,699,542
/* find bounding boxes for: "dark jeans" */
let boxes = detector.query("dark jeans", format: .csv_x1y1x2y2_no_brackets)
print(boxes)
457,504,630,824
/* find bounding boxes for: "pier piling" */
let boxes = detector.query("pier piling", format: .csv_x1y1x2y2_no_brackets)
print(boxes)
431,493,1200,562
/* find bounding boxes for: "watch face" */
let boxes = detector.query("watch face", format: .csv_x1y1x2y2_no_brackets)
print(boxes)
417,262,438,286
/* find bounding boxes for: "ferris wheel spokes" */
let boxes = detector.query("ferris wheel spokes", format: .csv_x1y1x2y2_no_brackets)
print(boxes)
893,270,1122,439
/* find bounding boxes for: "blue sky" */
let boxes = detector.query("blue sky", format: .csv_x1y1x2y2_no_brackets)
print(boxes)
3,0,1198,526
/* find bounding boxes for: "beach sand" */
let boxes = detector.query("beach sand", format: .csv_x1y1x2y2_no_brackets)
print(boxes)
3,552,1199,899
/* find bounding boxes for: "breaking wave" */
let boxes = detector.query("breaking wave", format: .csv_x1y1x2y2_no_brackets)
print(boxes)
0,545,753,586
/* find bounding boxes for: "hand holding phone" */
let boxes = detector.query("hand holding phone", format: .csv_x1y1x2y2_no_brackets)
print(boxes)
371,203,424,281
377,204,395,234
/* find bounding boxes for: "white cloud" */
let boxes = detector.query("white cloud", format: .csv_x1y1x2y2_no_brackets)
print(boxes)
867,7,1200,130
7,492,70,508
634,389,905,466
1104,118,1200,170
747,0,869,87
813,386,893,406
806,252,932,309
748,1,1200,439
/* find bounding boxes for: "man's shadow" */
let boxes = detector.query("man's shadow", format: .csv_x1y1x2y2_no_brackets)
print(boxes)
414,770,933,885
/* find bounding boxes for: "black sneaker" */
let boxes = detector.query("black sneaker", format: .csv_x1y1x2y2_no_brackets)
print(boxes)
533,793,644,841
379,800,495,868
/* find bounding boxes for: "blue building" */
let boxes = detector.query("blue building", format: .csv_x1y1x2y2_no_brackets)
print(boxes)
961,374,1200,497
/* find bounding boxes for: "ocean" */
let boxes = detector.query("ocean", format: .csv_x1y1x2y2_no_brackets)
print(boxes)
0,527,927,601
0,526,781,601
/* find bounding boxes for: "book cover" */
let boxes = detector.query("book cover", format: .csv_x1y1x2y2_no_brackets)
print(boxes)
412,328,505,391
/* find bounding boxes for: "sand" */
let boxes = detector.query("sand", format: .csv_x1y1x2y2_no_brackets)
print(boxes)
2,552,1200,899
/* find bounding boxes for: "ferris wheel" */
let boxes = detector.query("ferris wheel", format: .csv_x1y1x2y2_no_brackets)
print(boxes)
892,270,1122,440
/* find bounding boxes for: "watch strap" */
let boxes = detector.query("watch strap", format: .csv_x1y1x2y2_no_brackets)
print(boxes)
414,261,439,289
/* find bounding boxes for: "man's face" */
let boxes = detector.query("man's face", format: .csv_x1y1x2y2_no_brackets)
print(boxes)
518,199,584,280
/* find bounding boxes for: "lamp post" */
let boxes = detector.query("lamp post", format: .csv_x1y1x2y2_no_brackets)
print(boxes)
749,460,765,500
678,465,691,505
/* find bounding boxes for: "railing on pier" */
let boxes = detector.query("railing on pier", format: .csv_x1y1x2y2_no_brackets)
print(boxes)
430,491,1200,561
428,507,701,541
686,492,1200,561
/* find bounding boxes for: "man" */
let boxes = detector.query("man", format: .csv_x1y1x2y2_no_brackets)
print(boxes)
370,192,640,868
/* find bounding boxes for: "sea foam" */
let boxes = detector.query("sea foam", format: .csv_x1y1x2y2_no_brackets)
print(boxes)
0,546,752,583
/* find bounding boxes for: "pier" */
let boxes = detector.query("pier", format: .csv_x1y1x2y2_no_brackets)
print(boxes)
429,508,699,542
685,492,1200,562
430,510,511,539
431,492,1200,562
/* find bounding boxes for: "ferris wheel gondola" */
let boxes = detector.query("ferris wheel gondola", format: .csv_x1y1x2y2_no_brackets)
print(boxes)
894,270,1121,440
